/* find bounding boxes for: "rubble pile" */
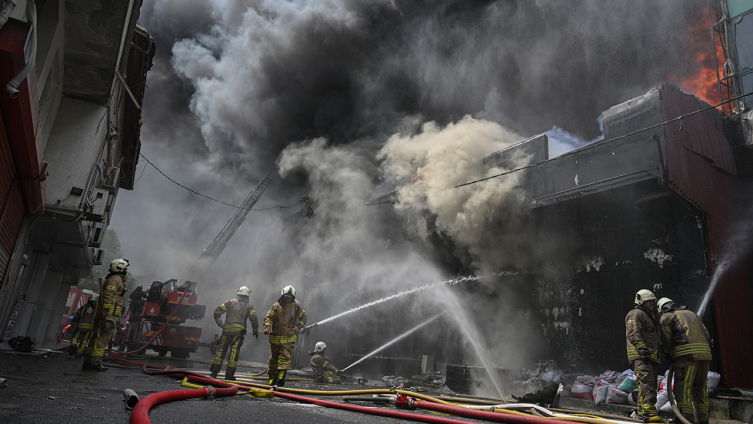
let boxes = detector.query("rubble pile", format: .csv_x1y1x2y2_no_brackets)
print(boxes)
513,360,570,393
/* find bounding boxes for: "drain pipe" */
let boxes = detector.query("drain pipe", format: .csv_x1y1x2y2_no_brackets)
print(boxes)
665,364,693,424
123,389,140,409
6,0,36,98
0,0,16,29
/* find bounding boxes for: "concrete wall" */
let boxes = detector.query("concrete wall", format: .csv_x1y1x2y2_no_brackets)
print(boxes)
43,97,108,210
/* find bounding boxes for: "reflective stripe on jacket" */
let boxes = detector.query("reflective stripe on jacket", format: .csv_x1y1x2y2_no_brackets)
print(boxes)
660,309,711,360
214,298,259,336
626,305,660,363
102,273,126,320
264,300,307,339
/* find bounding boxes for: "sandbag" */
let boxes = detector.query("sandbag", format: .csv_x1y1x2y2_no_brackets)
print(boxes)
627,391,637,406
593,384,609,405
606,385,629,404
618,376,637,393
656,392,669,410
707,372,721,389
571,382,593,400
599,371,618,383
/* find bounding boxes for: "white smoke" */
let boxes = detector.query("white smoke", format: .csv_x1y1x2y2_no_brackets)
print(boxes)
379,116,531,273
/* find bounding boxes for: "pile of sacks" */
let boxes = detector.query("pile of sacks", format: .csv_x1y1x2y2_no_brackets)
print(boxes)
656,370,721,412
571,369,723,408
571,370,638,405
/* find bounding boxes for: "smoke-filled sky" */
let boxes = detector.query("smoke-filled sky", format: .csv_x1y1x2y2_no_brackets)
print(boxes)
111,0,711,372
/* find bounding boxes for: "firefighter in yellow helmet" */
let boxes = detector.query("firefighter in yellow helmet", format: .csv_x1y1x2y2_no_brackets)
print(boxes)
83,259,128,372
626,289,663,423
264,285,307,386
310,342,341,384
68,295,98,357
658,297,712,424
209,286,259,381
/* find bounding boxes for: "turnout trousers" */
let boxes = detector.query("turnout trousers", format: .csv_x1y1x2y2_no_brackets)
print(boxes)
673,359,710,423
633,359,659,417
83,320,116,366
210,334,245,377
267,342,294,375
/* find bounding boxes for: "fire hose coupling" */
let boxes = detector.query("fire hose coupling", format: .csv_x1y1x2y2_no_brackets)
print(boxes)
204,386,216,399
391,394,416,410
123,389,140,409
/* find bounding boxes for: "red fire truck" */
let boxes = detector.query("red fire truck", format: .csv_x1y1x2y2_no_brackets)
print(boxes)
124,279,206,358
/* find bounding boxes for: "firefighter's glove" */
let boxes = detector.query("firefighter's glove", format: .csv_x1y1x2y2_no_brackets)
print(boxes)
291,326,299,334
263,327,271,335
335,370,341,376
240,328,247,336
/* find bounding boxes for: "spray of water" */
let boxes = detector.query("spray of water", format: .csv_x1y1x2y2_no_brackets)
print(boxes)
341,313,444,372
436,286,506,398
697,259,730,317
305,275,478,329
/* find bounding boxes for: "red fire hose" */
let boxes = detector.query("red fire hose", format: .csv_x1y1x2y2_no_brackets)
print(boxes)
130,384,238,424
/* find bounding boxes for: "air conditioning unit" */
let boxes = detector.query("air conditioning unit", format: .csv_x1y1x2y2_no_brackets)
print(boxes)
86,224,104,247
84,189,109,222
90,248,104,265
105,191,116,212
743,110,753,149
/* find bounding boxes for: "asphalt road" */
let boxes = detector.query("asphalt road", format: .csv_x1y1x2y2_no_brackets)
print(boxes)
0,348,490,424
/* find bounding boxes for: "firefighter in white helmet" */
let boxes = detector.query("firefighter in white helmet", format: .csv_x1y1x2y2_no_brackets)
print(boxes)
310,342,341,384
209,286,259,380
83,259,128,372
264,285,307,386
625,289,663,423
658,297,712,424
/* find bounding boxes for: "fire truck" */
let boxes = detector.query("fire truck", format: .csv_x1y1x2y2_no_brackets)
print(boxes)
124,279,206,358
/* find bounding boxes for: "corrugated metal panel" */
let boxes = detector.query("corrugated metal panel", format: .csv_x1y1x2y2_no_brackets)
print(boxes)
0,111,26,283
660,84,753,388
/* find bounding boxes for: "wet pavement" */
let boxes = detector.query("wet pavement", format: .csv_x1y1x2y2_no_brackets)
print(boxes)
0,346,492,424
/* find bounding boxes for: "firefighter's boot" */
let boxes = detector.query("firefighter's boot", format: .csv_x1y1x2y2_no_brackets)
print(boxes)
269,372,277,385
225,371,236,381
276,370,286,387
210,372,217,379
68,345,76,356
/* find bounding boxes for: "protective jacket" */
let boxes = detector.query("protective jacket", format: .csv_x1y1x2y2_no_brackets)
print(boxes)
660,309,711,360
625,304,660,363
264,300,307,343
310,353,338,378
102,272,126,322
214,298,259,336
73,301,97,331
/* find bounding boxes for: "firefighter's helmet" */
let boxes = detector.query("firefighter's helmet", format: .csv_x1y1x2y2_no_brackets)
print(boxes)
634,289,656,305
237,286,250,296
89,294,98,302
657,297,673,312
314,342,326,353
110,258,129,273
281,285,296,298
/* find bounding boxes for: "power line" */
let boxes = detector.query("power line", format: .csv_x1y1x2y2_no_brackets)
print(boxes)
138,153,300,211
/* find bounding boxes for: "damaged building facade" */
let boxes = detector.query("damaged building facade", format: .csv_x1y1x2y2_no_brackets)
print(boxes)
0,0,154,346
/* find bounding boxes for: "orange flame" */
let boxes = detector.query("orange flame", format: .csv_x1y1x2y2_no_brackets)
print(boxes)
679,9,730,112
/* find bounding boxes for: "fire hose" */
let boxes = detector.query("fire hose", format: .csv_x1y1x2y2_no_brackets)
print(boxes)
113,357,632,424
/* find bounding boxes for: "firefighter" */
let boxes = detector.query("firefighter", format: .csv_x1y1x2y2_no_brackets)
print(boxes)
209,286,259,381
127,285,146,321
626,289,663,423
264,285,307,386
68,295,98,357
310,342,341,384
658,297,712,424
82,259,128,372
